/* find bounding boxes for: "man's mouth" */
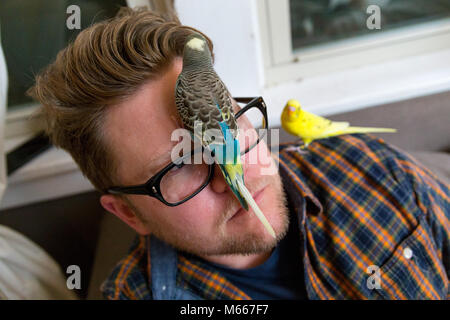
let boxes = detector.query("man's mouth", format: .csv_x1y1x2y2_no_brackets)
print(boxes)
228,186,267,221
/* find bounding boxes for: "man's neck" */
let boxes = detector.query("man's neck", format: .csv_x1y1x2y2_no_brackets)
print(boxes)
199,250,273,270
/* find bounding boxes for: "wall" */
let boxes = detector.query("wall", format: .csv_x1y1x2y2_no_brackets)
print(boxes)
174,0,450,130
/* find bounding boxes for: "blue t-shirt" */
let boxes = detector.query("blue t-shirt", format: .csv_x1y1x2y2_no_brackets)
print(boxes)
196,210,307,300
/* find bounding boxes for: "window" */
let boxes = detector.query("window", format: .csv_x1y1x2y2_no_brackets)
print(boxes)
290,0,450,50
259,0,450,85
0,0,128,110
0,0,127,141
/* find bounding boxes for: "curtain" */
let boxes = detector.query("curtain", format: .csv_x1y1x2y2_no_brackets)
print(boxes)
0,26,7,200
0,24,76,300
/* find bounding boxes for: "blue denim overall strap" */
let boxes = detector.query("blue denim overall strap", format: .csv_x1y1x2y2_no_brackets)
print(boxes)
149,235,202,300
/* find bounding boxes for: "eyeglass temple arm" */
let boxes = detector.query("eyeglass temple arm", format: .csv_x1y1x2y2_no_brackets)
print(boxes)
233,97,262,104
107,185,150,196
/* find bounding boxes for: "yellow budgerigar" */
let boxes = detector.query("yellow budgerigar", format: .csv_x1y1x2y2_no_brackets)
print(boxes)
281,99,396,147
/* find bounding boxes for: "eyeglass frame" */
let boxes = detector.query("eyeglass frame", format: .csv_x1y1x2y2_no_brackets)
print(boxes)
106,96,269,206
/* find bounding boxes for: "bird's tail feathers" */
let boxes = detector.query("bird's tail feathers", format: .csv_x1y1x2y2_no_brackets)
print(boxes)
218,163,276,238
219,164,249,211
338,127,397,134
236,178,276,238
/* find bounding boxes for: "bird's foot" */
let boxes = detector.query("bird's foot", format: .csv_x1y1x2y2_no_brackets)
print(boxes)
284,143,309,154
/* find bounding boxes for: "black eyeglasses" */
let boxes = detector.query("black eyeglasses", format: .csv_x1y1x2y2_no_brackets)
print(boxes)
106,96,268,206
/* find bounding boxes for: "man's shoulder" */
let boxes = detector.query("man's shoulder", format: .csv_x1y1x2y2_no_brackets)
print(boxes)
278,133,412,179
279,133,396,160
101,235,152,300
278,134,450,300
277,133,435,218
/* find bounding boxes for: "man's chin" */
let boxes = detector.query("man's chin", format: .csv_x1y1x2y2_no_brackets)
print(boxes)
154,172,290,257
159,210,289,257
211,210,290,256
224,188,289,249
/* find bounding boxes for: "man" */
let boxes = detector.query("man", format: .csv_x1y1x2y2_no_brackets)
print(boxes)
29,8,449,300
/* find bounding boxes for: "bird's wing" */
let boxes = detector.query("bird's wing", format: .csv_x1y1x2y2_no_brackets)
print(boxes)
301,110,349,136
175,69,238,146
210,73,238,137
320,121,350,136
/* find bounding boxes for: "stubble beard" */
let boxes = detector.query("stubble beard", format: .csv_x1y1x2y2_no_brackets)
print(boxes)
210,171,290,256
131,170,290,258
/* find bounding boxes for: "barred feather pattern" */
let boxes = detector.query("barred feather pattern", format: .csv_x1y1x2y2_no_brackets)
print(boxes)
175,68,237,145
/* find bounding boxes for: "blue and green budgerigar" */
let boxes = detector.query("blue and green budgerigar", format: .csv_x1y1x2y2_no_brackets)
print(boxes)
175,33,275,238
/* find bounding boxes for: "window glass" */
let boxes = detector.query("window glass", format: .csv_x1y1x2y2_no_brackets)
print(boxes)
0,0,127,109
290,0,450,51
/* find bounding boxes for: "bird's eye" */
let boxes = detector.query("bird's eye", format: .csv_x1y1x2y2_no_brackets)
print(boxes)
223,110,230,121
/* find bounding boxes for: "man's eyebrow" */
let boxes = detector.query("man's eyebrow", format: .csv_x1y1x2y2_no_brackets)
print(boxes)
150,152,173,171
137,142,178,181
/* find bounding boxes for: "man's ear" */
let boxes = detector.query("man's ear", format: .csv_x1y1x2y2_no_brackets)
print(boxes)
100,194,149,235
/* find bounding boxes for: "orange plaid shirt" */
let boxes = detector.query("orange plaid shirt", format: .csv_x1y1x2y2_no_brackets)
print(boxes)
102,134,449,300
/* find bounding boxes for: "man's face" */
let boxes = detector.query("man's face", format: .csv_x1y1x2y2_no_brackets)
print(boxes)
101,58,289,257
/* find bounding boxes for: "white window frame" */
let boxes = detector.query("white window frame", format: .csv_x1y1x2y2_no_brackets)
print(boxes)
126,0,173,13
5,104,43,152
259,0,450,86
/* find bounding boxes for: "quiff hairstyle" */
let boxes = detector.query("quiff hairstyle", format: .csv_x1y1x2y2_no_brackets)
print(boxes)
28,7,213,192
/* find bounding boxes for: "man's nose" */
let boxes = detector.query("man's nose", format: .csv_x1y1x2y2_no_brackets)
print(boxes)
210,160,250,194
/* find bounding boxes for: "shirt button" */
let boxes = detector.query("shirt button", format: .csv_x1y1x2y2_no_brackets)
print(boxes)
403,247,413,259
162,285,166,291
